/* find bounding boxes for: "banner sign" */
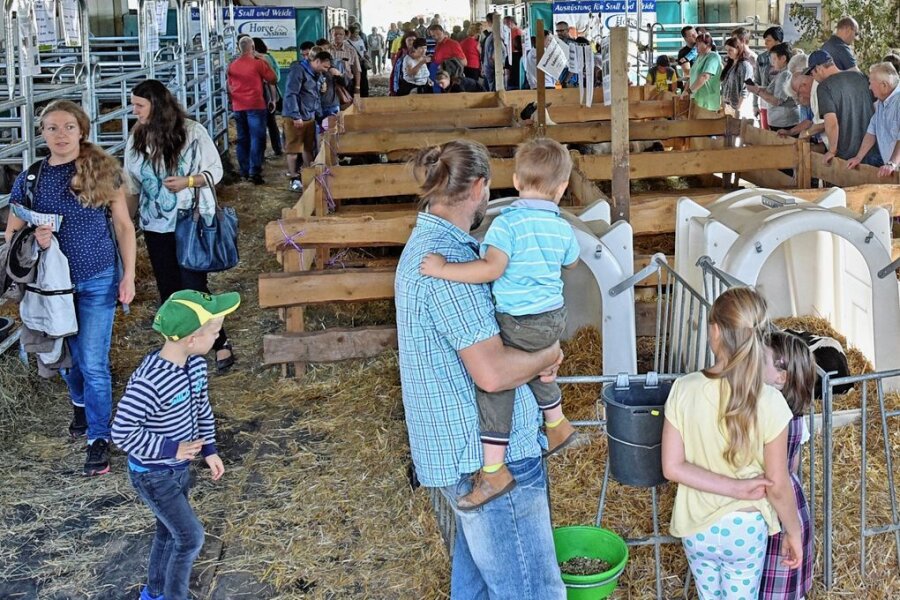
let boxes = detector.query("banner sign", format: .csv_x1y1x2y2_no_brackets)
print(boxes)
192,6,297,68
598,0,656,35
553,0,656,42
552,1,604,45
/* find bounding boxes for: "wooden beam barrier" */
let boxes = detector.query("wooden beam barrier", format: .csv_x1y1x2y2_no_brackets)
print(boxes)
568,161,609,206
264,326,399,365
335,118,729,155
575,145,799,181
335,106,515,132
259,268,397,309
811,153,900,187
549,100,675,123
264,214,415,252
356,92,500,113
268,184,899,260
324,158,516,200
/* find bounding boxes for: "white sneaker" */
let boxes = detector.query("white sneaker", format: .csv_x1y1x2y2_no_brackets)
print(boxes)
290,179,303,192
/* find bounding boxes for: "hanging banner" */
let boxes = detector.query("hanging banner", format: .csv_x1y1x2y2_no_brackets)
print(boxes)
17,0,41,75
599,0,656,36
34,0,58,47
59,0,82,47
552,1,604,46
192,6,296,67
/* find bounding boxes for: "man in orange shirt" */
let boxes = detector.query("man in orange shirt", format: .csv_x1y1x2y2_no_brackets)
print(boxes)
227,36,276,184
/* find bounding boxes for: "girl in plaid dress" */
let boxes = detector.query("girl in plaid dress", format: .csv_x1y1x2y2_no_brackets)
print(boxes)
759,332,817,599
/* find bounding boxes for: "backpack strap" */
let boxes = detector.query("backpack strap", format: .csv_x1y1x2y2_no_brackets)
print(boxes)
22,159,45,210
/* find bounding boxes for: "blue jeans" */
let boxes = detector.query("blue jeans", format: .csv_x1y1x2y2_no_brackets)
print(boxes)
233,109,268,177
130,468,205,600
438,456,566,600
61,267,117,441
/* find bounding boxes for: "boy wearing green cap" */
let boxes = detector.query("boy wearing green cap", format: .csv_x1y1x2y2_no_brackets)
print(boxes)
111,289,240,600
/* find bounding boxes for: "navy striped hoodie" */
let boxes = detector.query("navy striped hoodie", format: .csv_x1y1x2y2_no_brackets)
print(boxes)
111,352,217,471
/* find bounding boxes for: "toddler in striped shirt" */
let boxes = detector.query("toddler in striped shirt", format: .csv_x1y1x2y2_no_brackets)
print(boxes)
420,138,581,510
112,289,240,600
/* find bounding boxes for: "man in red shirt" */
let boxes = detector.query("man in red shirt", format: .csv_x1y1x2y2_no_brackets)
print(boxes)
227,36,276,184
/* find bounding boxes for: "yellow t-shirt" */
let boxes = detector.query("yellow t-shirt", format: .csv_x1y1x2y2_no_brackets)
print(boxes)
648,66,676,93
665,371,793,538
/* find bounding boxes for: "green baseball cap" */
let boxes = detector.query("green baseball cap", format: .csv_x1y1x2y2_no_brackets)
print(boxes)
153,290,241,341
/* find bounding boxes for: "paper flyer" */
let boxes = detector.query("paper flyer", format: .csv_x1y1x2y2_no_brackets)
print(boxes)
11,204,64,232
537,36,568,82
60,0,82,47
34,0,58,47
156,0,169,36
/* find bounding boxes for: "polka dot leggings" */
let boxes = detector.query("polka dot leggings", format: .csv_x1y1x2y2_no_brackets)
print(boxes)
683,511,768,599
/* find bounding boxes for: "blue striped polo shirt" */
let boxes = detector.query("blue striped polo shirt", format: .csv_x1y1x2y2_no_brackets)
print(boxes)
395,212,544,487
481,199,580,316
111,352,218,471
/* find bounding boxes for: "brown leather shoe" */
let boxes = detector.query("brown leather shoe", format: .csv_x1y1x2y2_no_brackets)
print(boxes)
543,417,583,457
457,465,517,512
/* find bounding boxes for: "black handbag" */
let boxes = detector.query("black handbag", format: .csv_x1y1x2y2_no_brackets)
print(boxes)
175,171,239,273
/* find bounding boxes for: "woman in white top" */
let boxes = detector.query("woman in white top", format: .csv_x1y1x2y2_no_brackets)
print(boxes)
125,79,235,373
398,38,433,96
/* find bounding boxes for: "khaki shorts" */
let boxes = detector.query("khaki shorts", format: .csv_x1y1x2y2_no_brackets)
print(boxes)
283,117,316,154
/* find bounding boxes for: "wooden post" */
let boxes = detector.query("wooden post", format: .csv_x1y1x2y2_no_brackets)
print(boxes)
492,14,505,92
796,138,812,189
610,27,630,222
536,20,546,130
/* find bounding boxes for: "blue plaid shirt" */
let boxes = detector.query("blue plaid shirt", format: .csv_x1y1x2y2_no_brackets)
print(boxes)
395,212,544,488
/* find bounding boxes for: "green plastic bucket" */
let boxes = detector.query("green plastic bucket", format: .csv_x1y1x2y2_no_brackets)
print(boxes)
554,526,629,600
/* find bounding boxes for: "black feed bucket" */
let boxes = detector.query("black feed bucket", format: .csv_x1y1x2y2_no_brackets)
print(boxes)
602,373,673,488
0,317,13,343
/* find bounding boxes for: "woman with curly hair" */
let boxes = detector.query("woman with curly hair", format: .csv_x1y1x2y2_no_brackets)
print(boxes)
4,100,137,476
125,79,234,373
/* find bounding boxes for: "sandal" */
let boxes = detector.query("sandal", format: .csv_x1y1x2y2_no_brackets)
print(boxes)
216,340,236,374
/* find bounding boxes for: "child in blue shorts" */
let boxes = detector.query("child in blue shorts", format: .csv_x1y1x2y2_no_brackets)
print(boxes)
420,138,581,510
112,290,239,600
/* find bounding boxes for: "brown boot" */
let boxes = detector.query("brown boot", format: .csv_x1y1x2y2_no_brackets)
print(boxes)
457,466,517,511
543,417,583,457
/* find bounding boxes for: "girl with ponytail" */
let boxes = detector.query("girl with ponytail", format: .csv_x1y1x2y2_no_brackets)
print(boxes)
661,287,803,598
4,100,137,477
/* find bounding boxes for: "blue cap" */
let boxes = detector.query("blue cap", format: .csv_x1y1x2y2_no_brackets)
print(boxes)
805,50,833,75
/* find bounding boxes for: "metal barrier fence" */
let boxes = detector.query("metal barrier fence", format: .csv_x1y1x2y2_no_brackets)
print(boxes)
697,252,900,591
613,253,713,373
821,369,900,588
0,0,234,207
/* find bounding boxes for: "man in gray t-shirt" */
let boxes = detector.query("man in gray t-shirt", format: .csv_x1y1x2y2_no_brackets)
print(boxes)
820,17,858,71
811,53,881,165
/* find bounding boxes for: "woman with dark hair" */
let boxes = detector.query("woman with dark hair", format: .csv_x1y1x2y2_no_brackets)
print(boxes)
389,30,419,95
5,100,136,476
682,32,723,115
720,37,754,115
253,37,283,157
441,57,484,92
125,79,234,372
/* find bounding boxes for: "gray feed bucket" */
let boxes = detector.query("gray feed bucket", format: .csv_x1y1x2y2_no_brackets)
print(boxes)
602,373,673,488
